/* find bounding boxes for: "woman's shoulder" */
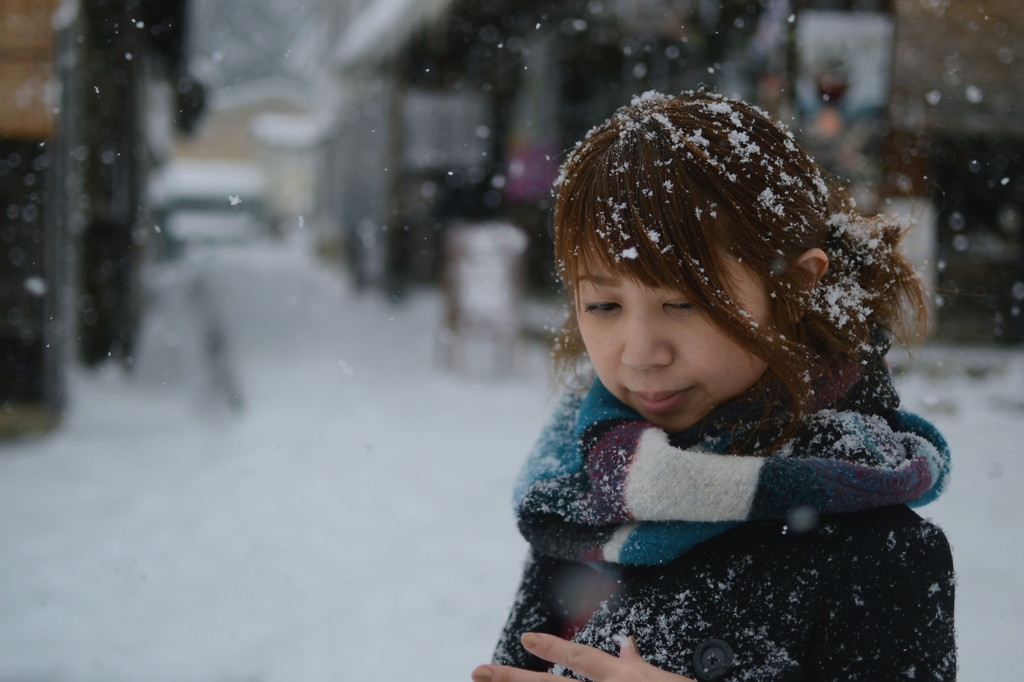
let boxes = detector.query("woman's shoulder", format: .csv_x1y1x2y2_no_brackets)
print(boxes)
806,507,957,677
740,505,954,570
784,505,956,606
686,505,954,586
819,505,951,558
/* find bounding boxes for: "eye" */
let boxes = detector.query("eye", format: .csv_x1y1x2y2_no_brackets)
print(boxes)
583,302,620,315
665,302,694,311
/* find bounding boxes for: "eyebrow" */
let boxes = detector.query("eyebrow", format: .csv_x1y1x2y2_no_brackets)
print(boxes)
576,272,621,286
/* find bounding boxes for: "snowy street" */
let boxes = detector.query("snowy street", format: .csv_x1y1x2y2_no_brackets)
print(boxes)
0,233,1021,681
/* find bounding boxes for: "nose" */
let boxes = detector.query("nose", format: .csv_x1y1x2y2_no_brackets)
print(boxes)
620,313,673,369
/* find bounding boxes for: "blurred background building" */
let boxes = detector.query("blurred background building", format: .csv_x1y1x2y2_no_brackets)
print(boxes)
2,0,206,433
1,0,1022,433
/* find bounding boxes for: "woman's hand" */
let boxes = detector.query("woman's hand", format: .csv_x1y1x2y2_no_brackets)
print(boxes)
471,632,696,682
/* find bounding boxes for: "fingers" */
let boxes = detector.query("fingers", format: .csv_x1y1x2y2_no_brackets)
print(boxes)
473,634,697,682
471,663,558,682
519,632,624,681
470,634,625,682
615,636,643,662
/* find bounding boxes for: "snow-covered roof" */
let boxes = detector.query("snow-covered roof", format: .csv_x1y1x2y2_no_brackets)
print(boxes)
250,112,325,148
332,0,456,69
148,160,267,205
208,77,316,115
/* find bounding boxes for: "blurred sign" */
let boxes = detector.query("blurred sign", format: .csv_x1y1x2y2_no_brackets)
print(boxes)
403,89,491,171
0,0,61,139
441,222,528,377
795,10,893,209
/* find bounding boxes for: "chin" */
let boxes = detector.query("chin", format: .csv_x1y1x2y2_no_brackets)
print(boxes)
648,414,695,434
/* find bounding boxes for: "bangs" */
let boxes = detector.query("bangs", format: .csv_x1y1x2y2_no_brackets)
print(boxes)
553,90,831,300
560,202,703,297
554,110,727,303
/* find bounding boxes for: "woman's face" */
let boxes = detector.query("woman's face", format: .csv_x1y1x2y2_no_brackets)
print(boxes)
575,258,772,433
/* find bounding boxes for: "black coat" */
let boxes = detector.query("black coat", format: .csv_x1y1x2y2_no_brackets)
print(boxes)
494,504,955,681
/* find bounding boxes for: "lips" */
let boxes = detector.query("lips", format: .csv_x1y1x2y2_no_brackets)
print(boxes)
633,389,689,414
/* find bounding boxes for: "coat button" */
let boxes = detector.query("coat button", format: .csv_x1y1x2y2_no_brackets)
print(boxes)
692,638,734,681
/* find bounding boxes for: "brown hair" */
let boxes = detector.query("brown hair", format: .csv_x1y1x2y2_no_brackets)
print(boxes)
552,91,927,449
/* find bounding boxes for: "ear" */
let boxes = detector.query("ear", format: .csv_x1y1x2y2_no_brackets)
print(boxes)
794,248,829,286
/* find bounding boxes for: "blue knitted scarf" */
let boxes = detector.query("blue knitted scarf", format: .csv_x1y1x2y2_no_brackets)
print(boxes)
514,363,950,566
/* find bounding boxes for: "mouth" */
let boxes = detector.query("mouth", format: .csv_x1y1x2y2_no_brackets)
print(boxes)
633,389,689,414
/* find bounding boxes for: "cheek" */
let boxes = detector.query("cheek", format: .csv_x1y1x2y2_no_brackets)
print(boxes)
578,323,608,362
699,329,766,382
575,312,592,348
576,309,605,348
724,349,768,390
577,320,621,378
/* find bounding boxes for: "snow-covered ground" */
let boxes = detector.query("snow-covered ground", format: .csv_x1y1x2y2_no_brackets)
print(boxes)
0,232,1020,681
